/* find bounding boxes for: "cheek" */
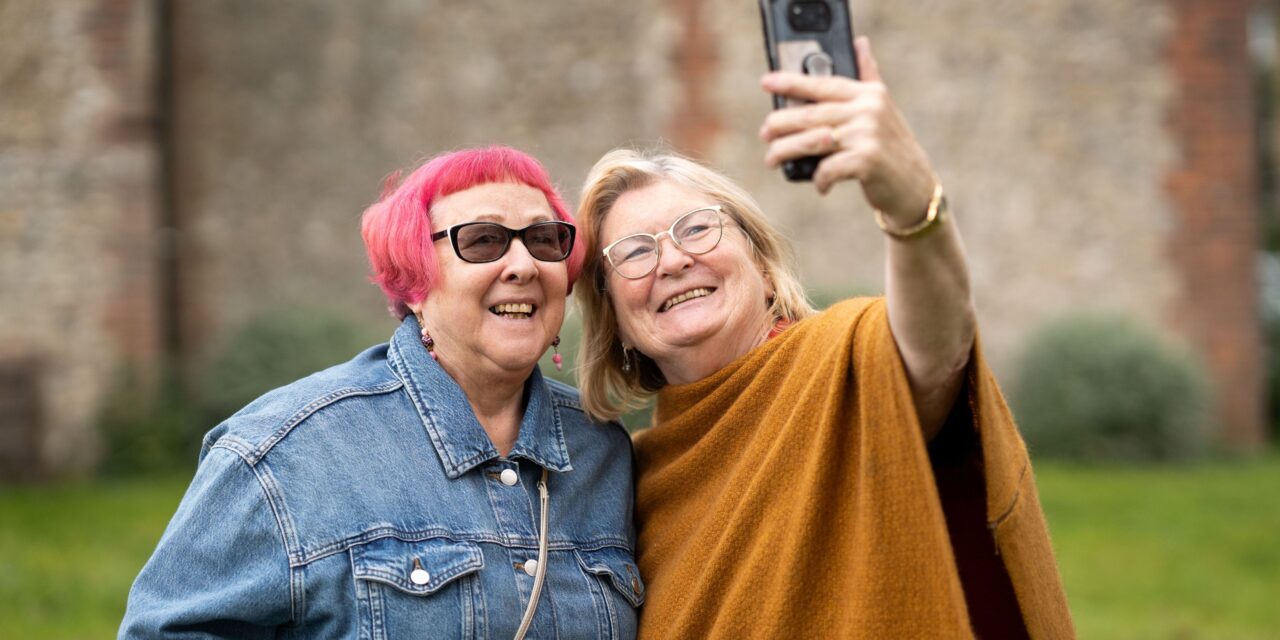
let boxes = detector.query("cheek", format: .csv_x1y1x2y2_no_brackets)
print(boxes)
607,285,648,343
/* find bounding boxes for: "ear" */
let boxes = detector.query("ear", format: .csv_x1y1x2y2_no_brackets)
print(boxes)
406,299,428,324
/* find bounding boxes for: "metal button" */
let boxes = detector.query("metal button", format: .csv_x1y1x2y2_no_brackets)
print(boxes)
410,568,430,585
499,468,518,486
522,559,539,576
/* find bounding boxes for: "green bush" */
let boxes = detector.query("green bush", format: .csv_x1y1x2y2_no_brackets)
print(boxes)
197,306,386,427
1259,253,1280,440
97,364,201,476
1010,315,1213,462
98,306,387,477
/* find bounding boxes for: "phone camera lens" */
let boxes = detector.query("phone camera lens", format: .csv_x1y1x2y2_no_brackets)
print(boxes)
787,2,832,32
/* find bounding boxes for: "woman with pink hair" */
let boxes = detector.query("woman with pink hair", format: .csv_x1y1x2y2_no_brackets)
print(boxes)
121,146,642,639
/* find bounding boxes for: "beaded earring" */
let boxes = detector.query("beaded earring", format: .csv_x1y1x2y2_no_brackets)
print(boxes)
551,336,563,371
621,345,631,373
420,327,437,361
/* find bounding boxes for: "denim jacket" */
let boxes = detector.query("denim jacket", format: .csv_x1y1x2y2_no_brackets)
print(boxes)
120,316,642,639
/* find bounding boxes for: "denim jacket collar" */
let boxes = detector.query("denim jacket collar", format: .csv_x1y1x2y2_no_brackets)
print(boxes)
387,315,571,478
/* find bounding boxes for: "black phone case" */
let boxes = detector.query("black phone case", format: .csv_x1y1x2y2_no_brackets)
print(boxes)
759,0,860,181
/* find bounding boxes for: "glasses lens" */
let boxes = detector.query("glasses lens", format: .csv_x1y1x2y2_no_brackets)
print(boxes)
672,208,723,255
607,235,658,279
454,223,509,262
524,222,574,261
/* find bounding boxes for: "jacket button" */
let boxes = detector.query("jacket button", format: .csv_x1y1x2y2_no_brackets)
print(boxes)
522,559,539,576
410,568,430,585
499,469,519,486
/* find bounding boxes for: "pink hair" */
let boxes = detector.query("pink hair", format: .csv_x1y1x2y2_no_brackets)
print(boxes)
361,146,585,318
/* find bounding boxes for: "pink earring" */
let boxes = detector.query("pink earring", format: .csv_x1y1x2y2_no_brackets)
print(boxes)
551,336,563,371
420,327,437,361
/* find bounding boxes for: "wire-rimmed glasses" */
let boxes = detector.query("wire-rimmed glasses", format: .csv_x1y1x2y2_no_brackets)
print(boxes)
602,205,725,279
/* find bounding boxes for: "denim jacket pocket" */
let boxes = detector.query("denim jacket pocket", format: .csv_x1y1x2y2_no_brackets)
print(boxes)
575,546,645,607
350,537,484,640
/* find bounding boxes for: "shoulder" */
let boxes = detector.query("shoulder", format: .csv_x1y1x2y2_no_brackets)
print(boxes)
544,376,632,438
778,296,884,342
814,296,883,324
201,343,406,464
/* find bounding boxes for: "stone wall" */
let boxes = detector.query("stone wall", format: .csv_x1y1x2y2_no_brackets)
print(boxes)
0,0,161,475
166,0,667,354
0,0,1265,474
680,0,1261,443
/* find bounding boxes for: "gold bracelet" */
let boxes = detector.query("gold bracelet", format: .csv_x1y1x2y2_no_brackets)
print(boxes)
874,183,947,239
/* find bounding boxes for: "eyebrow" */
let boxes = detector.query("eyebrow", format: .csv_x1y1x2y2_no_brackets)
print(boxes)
468,212,554,224
609,204,719,239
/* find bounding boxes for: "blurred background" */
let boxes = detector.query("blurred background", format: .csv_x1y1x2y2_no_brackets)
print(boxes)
1,0,1277,637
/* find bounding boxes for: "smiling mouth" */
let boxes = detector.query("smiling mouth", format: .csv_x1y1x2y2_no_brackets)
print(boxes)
489,303,536,319
660,287,714,312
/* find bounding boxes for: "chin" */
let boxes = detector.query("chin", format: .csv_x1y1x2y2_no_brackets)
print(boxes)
489,341,550,371
655,316,724,348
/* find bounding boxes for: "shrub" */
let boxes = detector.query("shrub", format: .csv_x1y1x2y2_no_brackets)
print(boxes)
98,364,201,476
1010,314,1213,462
196,305,387,430
1258,252,1280,440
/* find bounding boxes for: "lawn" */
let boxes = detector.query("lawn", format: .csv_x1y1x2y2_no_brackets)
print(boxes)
1034,455,1280,639
0,474,188,639
1,456,1277,638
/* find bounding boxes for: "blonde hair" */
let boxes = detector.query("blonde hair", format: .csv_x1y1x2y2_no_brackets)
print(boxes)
575,148,815,422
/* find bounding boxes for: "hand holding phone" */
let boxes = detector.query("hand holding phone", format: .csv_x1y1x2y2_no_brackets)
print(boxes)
759,0,859,181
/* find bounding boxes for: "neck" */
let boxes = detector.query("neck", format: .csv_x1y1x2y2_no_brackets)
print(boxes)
437,356,530,458
653,309,775,386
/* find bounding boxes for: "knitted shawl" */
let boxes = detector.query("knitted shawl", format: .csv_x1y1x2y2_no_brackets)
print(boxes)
632,298,1074,638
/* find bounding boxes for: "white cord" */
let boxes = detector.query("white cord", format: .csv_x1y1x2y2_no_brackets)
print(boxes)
514,467,550,640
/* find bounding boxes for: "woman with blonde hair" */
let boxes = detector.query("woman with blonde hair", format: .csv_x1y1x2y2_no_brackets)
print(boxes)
574,38,1073,638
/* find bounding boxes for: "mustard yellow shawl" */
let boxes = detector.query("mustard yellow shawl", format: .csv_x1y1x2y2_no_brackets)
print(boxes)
632,298,1074,638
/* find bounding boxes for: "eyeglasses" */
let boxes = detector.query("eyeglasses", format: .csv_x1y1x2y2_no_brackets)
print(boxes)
602,205,725,279
431,220,576,264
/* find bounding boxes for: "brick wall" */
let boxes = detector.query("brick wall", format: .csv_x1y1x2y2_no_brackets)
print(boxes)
674,0,1261,447
0,0,1267,475
1166,0,1265,448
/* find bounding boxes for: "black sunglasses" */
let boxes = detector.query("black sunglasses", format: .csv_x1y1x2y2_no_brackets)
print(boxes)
431,220,576,264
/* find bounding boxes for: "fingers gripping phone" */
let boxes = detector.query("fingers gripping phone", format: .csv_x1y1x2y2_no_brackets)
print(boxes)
760,0,859,181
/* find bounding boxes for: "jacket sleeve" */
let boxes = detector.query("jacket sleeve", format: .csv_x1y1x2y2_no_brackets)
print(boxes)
119,445,294,638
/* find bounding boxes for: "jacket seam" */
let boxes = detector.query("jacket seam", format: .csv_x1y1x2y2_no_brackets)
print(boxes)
213,444,303,626
287,528,634,568
245,380,404,464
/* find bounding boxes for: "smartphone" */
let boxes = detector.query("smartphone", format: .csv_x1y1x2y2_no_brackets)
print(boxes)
759,0,860,181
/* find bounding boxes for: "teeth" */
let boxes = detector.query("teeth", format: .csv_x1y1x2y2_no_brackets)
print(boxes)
490,303,534,315
661,288,712,312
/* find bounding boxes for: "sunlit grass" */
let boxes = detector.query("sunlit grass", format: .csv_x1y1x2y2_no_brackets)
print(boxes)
0,456,1277,638
0,474,188,640
1036,454,1280,639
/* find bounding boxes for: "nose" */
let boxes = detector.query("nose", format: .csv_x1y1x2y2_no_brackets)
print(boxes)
500,238,539,283
654,233,693,277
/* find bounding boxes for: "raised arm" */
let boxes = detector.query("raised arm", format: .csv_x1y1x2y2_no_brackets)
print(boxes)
759,37,975,440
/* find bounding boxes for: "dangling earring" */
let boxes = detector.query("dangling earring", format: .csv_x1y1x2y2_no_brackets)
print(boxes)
420,327,437,361
621,345,632,373
551,336,563,371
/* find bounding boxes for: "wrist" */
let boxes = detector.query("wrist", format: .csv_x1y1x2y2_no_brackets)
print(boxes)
875,183,947,239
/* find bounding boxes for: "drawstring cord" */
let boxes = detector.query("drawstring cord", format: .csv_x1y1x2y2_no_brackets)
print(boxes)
514,467,550,640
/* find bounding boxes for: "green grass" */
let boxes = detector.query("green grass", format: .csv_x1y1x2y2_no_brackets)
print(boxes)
1,458,1277,638
0,474,189,640
1035,454,1280,639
